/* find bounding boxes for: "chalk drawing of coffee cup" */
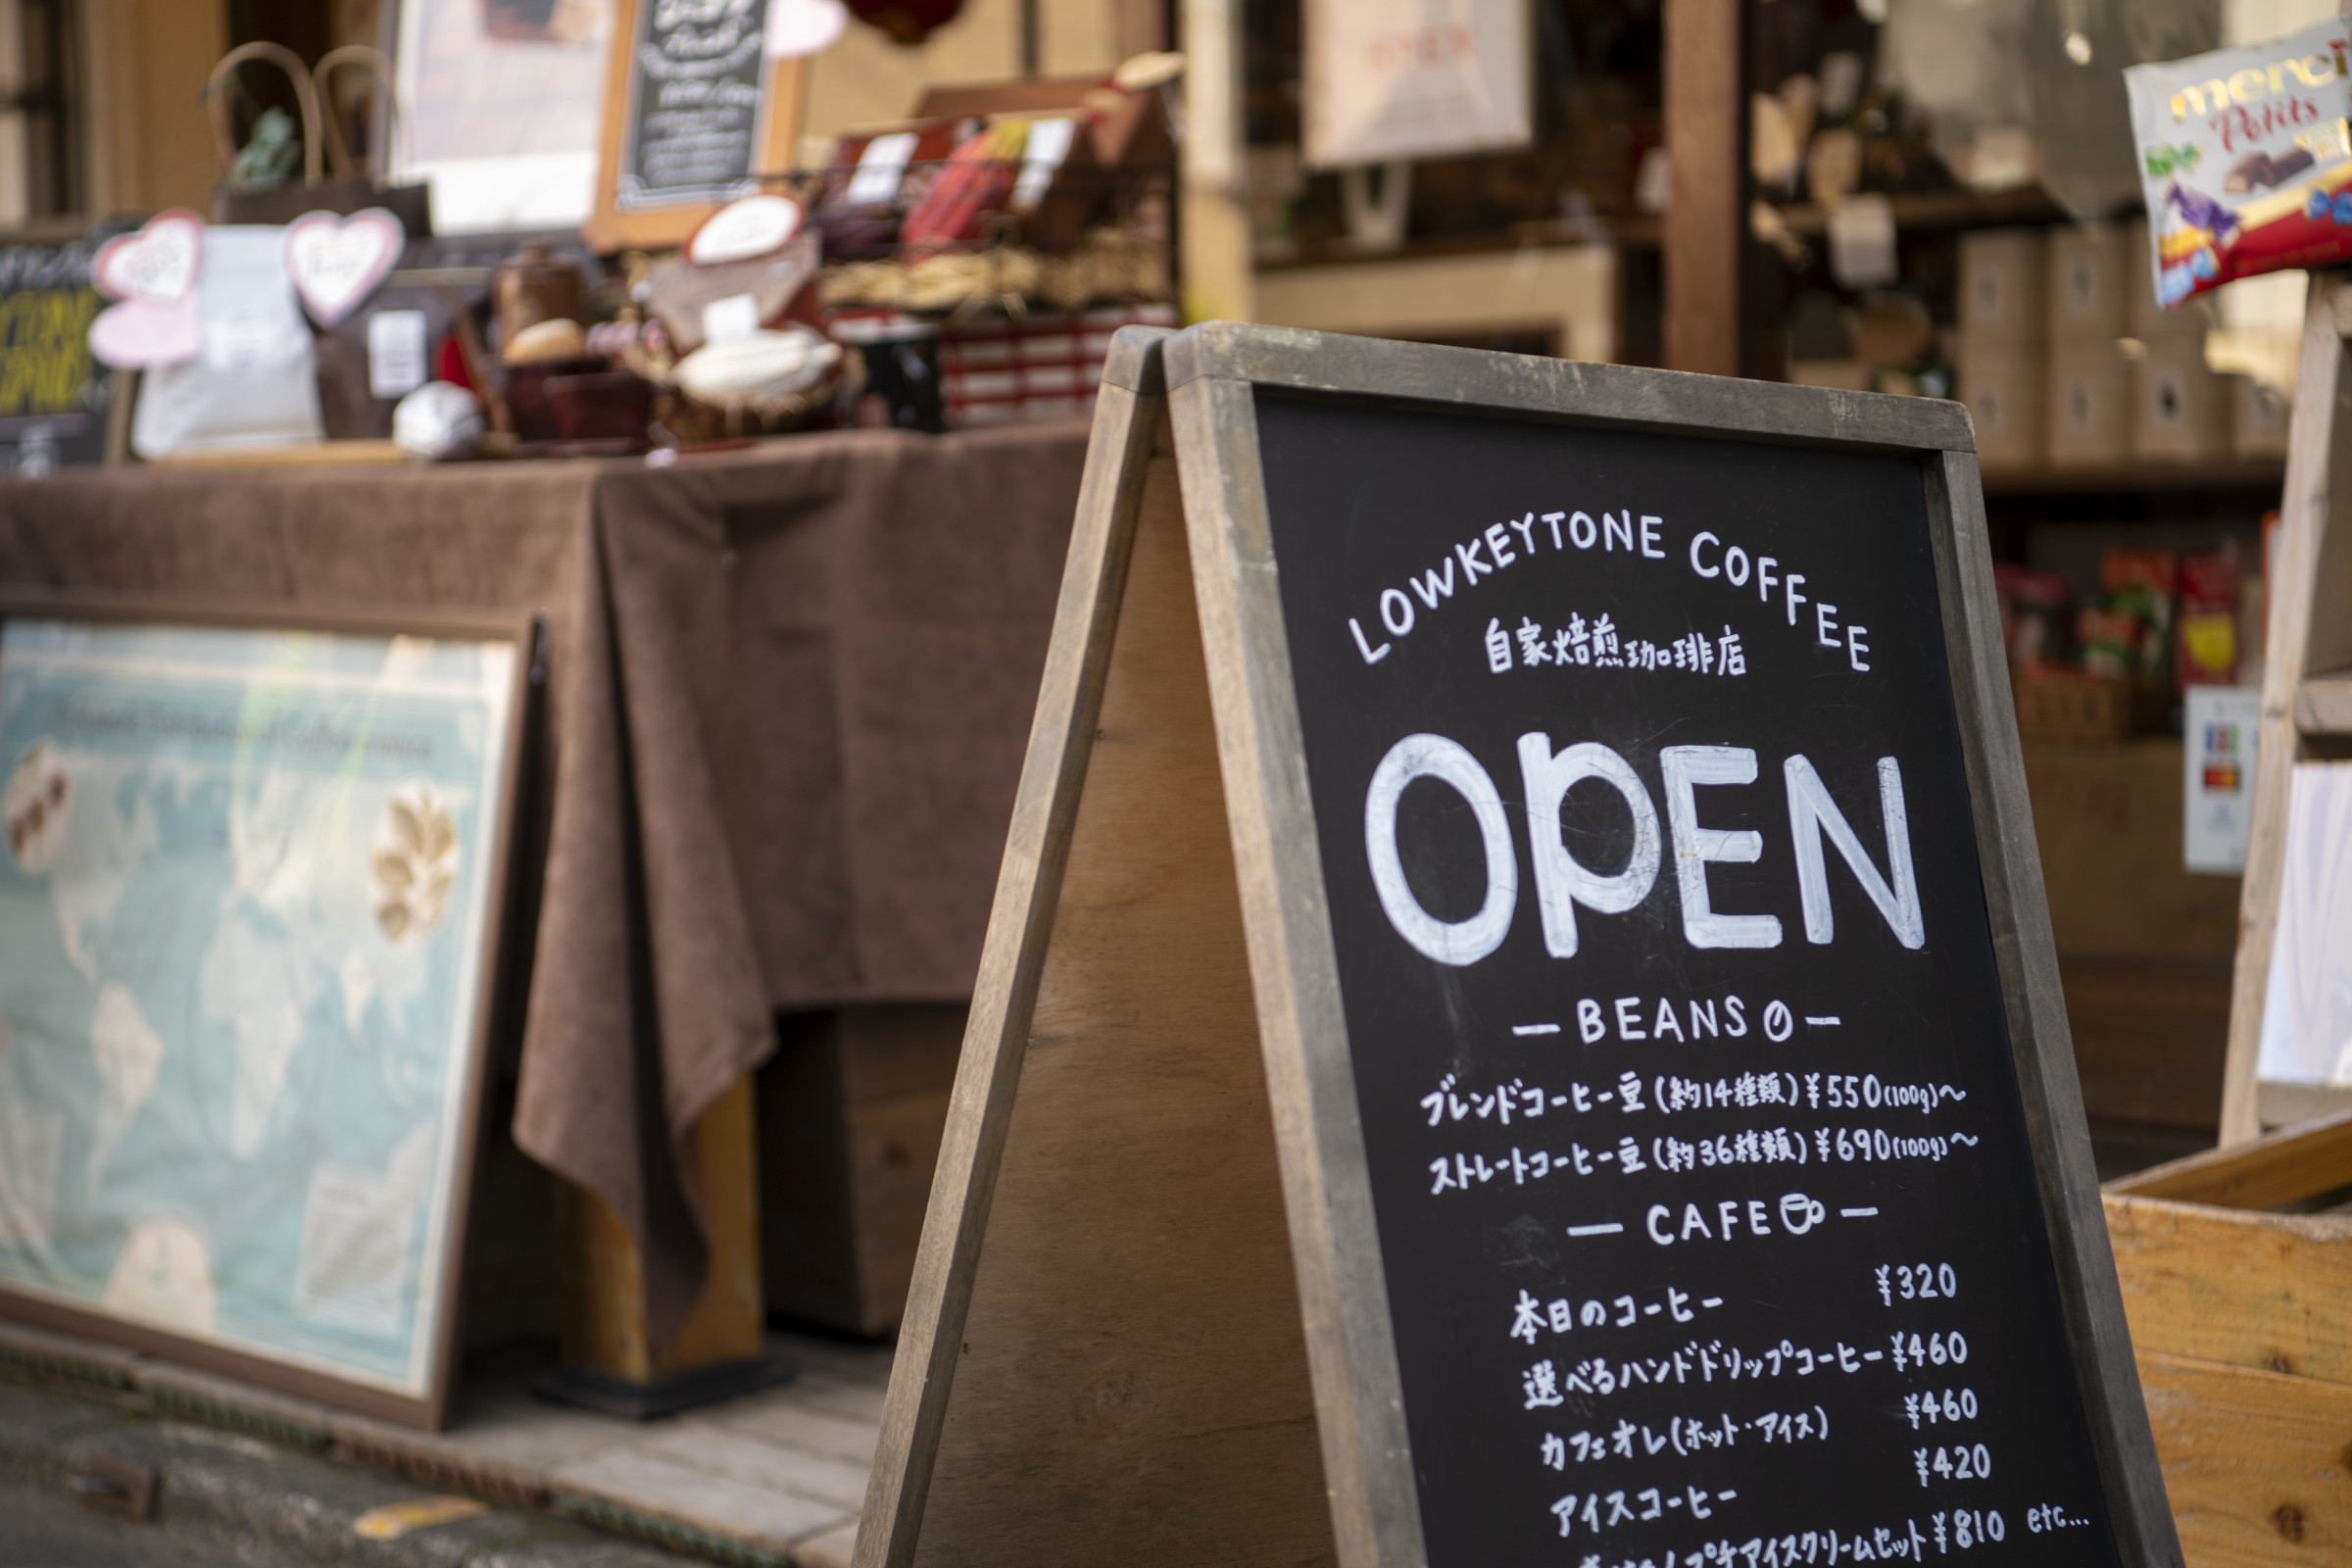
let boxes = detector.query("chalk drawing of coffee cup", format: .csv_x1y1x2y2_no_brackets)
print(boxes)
1780,1193,1826,1235
4,741,73,874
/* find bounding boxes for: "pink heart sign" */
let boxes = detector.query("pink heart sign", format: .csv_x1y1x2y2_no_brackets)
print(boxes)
284,208,406,327
92,209,204,305
88,297,199,369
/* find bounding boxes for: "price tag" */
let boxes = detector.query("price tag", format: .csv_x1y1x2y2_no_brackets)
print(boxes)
368,310,429,400
702,293,762,345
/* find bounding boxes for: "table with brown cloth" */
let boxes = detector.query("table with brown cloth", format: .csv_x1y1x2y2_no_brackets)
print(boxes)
0,425,1091,1343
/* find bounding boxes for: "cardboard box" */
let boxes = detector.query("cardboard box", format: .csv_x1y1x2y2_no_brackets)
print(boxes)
2230,373,2292,460
2047,342,2128,466
2132,348,2227,463
1959,345,2045,468
2046,223,2128,343
1959,228,2047,348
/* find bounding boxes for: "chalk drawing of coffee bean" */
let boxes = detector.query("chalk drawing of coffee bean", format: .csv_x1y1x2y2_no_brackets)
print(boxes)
370,786,459,942
4,742,73,875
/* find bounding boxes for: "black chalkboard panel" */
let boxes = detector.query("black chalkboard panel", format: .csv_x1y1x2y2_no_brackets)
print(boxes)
1251,390,2123,1566
0,238,111,471
616,0,769,212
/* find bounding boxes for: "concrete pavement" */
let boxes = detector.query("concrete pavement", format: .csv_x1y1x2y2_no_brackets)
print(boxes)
0,1378,701,1568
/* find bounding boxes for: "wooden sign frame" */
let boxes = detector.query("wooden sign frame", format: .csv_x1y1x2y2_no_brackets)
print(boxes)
858,324,2179,1568
585,0,808,253
0,594,535,1431
2217,272,2352,1144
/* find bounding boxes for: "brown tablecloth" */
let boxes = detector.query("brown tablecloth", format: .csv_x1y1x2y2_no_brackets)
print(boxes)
0,425,1089,1341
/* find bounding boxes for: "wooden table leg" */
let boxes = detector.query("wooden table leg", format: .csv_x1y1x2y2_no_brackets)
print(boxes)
544,1075,782,1416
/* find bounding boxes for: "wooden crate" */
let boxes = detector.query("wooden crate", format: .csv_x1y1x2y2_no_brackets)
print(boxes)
758,1004,964,1337
2015,667,2132,741
2105,1112,2352,1562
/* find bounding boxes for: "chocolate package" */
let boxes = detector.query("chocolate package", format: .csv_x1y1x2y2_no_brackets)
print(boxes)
2125,18,2352,309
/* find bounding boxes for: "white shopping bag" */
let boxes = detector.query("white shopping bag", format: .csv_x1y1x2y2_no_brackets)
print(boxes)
132,225,323,459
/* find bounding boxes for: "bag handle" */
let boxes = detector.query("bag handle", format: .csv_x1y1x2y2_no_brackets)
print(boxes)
312,45,401,182
208,41,324,188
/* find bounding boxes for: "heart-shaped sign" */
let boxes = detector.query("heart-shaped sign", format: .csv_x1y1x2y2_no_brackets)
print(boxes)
92,210,204,305
284,208,406,327
88,296,200,369
688,194,805,266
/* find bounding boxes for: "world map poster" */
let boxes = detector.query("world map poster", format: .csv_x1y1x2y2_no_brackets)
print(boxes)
0,615,518,1404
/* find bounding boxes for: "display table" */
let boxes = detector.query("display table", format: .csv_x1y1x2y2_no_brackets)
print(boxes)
0,426,1090,1345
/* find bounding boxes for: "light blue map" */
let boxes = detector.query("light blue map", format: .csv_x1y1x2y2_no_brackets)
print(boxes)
0,619,516,1397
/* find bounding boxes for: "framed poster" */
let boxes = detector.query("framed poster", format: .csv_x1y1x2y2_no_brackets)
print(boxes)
585,0,809,252
1304,0,1533,169
0,599,533,1429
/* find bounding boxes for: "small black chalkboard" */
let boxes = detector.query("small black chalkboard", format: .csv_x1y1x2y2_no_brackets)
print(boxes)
616,0,770,211
858,326,2180,1568
0,239,110,471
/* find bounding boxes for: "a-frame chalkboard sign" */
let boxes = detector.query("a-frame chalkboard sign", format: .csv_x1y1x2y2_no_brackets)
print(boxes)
857,324,2179,1568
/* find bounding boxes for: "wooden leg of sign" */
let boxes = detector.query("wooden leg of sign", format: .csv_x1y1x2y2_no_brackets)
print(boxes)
859,393,1332,1567
547,1074,776,1417
2219,276,2352,1144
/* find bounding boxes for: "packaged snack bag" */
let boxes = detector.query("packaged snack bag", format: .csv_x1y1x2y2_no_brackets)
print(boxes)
2125,19,2352,309
1992,564,2071,671
2177,550,2242,685
2100,547,2179,681
2078,608,2141,679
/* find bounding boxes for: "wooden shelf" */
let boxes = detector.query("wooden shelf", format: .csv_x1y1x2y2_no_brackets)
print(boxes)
1980,462,2284,497
1767,184,2074,238
2296,674,2352,737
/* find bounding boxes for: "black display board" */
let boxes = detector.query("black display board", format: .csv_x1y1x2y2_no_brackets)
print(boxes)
856,324,2178,1568
0,238,111,471
616,0,769,211
1257,390,2115,1565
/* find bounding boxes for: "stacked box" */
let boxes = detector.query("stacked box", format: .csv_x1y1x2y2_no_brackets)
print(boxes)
2045,225,2129,466
2047,342,2128,466
1959,229,2047,344
1959,229,2047,469
2133,346,2228,462
2047,224,2128,343
1959,350,2045,468
2230,373,2292,460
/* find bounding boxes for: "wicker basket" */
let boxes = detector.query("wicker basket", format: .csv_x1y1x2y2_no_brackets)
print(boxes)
2013,667,2132,742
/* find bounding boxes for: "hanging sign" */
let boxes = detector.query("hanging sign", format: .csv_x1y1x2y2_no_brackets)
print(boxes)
1304,0,1533,169
853,325,2180,1568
